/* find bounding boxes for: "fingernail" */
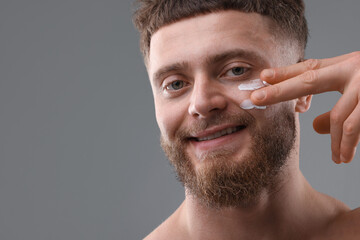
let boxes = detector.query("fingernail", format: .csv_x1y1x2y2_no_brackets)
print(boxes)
340,155,346,163
263,69,274,78
253,90,266,101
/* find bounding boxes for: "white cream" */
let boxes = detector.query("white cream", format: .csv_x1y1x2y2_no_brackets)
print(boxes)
238,78,269,91
240,99,266,110
238,79,269,110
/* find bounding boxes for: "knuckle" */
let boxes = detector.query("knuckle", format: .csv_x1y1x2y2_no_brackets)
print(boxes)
347,51,360,69
303,59,321,70
330,110,342,125
302,70,318,87
349,51,360,60
343,120,357,136
270,84,282,98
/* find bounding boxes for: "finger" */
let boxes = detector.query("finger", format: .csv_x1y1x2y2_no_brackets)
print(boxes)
313,111,331,134
261,53,357,84
329,91,358,163
251,65,340,106
339,102,360,163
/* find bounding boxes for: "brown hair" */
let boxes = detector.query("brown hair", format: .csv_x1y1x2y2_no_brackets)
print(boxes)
133,0,308,61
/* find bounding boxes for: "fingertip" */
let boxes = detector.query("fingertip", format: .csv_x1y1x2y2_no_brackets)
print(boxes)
313,121,330,134
339,147,356,164
340,156,352,164
312,112,331,134
332,153,341,164
341,153,354,164
344,159,352,164
261,69,274,79
251,90,266,104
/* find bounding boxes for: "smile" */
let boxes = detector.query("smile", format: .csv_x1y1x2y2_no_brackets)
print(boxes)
191,125,246,142
188,124,249,154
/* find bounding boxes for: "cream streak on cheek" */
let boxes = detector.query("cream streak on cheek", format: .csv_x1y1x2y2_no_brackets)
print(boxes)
238,79,269,110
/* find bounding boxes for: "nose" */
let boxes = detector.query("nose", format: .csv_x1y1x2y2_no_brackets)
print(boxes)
188,77,227,118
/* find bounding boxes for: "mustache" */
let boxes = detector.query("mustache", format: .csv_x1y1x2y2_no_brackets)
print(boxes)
175,111,255,140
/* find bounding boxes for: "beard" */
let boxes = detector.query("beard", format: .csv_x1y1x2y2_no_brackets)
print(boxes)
160,104,296,209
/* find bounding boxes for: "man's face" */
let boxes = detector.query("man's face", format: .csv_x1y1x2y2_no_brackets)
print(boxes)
148,11,298,208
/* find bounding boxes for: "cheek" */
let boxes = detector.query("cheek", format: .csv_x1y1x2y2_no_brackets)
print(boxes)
257,100,296,125
225,85,254,109
226,84,295,120
155,99,187,141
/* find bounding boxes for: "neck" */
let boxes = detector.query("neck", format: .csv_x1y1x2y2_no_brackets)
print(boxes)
179,164,321,240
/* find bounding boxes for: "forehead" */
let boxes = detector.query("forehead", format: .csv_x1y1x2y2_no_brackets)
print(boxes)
148,10,278,76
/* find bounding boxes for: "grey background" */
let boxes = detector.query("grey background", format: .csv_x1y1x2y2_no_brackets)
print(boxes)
0,0,359,239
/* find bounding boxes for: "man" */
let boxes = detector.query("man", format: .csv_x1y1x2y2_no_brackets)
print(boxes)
133,0,360,239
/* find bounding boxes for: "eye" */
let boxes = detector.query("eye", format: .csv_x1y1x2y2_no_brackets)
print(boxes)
166,80,185,91
224,67,247,77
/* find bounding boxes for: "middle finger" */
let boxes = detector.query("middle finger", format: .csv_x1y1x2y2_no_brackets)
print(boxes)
251,65,339,106
330,90,358,163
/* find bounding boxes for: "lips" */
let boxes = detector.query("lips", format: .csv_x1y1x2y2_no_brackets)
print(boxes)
189,125,247,142
187,124,249,155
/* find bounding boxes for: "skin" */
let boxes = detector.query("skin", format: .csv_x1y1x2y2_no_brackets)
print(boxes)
145,10,360,240
251,53,360,164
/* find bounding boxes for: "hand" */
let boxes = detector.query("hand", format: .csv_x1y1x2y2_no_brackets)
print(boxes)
250,51,360,164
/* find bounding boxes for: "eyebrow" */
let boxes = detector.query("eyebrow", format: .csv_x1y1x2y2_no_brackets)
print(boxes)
152,61,189,85
206,49,266,66
152,49,266,84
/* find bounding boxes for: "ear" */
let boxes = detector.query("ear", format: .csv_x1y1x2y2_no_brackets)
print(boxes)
295,95,312,113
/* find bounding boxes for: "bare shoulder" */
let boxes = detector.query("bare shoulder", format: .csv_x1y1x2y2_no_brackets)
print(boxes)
143,222,167,240
144,203,187,240
326,207,360,238
314,206,360,240
143,220,177,240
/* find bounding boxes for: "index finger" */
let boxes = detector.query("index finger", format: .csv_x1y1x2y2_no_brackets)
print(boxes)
251,65,339,105
261,53,355,84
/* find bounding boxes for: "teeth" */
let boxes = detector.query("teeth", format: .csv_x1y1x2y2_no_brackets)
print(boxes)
197,126,242,142
226,128,232,134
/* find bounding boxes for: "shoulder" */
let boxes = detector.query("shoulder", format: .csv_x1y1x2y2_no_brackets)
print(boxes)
144,220,175,240
143,224,166,240
144,203,187,240
328,207,360,237
313,207,360,240
144,217,185,240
